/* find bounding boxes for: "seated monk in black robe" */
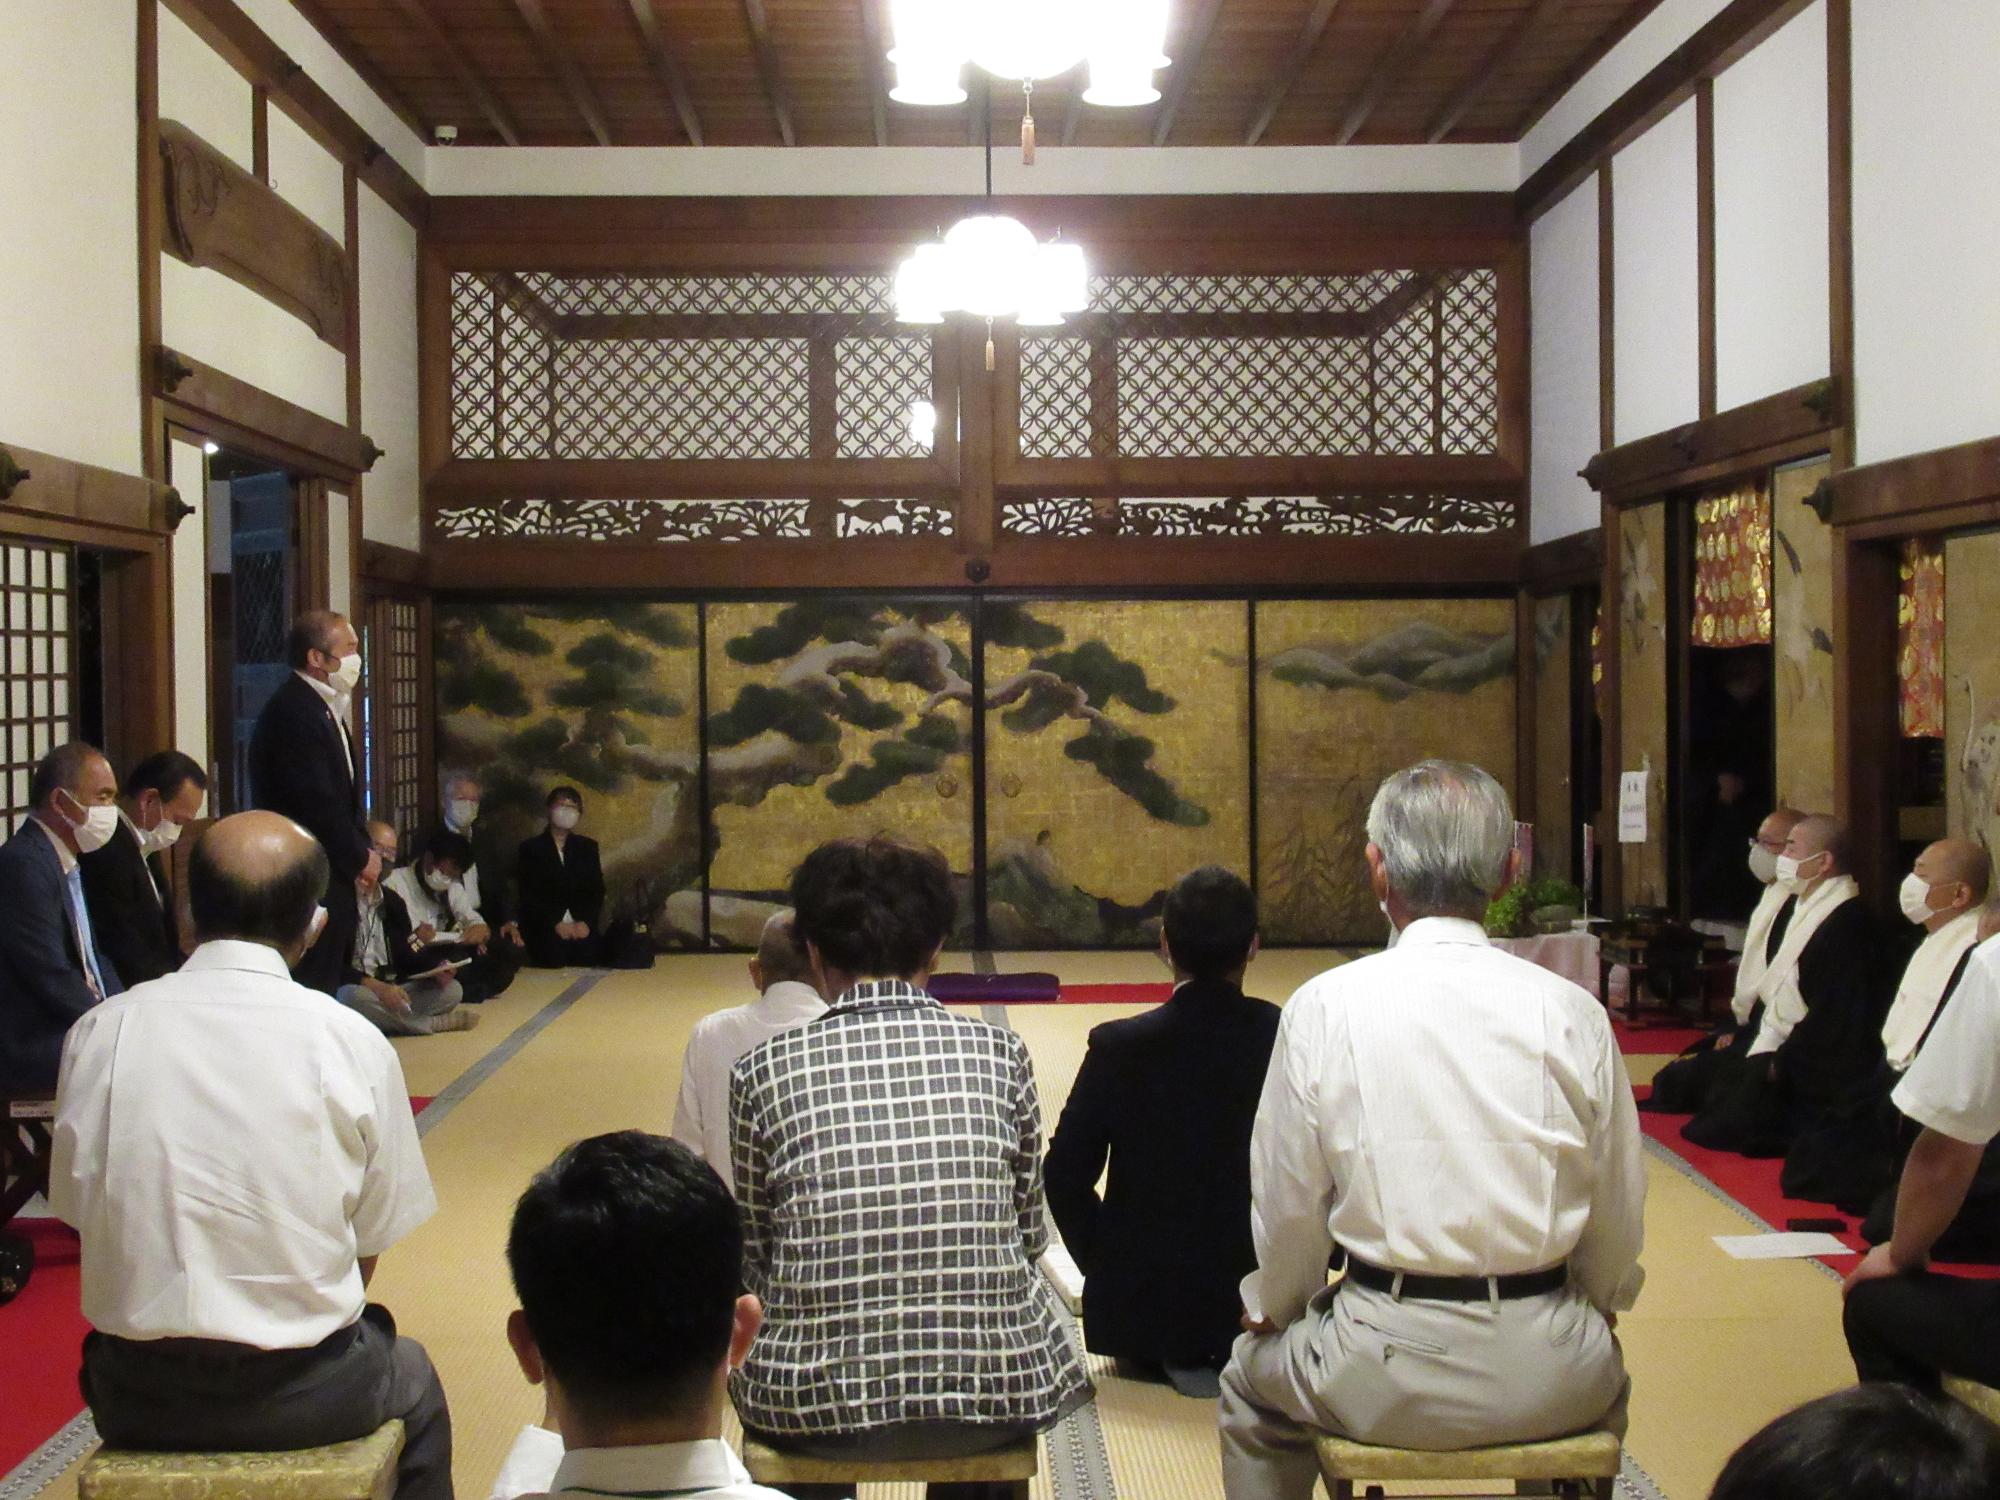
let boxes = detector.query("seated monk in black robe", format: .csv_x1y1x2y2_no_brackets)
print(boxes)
1681,815,1890,1157
1644,807,1802,1117
1783,839,1989,1209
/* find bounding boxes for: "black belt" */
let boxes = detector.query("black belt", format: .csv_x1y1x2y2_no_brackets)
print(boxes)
1343,1254,1568,1303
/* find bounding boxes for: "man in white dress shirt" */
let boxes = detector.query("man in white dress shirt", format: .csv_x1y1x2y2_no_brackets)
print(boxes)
670,910,825,1191
1843,903,2000,1389
498,1131,783,1500
51,812,450,1500
1219,761,1645,1499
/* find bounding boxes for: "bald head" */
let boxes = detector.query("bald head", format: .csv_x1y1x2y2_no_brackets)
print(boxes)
1785,815,1850,878
1758,807,1806,847
751,909,814,990
190,812,329,954
1918,839,1993,905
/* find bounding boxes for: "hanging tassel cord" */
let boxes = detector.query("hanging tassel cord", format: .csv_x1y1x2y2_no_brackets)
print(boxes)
1021,80,1036,164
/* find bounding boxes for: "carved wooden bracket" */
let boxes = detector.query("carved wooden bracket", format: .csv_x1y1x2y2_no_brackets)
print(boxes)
158,120,350,351
0,447,30,501
1800,378,1840,425
361,441,386,472
1803,479,1835,523
158,347,196,392
163,487,197,532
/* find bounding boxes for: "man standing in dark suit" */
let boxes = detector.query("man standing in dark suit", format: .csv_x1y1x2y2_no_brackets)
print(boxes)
249,611,377,994
0,743,124,1095
80,750,208,989
1044,865,1281,1397
515,787,606,968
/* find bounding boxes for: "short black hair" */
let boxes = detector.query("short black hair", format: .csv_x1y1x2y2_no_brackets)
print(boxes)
422,829,474,870
189,825,329,947
1163,865,1258,981
124,750,208,804
285,610,349,670
1710,1385,2000,1500
508,1132,741,1422
547,786,583,809
29,742,107,808
789,836,955,981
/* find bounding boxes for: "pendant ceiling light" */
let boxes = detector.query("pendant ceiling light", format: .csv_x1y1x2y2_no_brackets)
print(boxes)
888,0,1171,159
892,105,1092,364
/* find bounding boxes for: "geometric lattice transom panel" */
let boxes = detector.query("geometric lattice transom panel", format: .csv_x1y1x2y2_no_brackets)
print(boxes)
0,540,73,830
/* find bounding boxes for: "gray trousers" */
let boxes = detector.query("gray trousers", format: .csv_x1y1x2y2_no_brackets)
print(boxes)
338,978,463,1037
81,1304,453,1500
1219,1280,1627,1500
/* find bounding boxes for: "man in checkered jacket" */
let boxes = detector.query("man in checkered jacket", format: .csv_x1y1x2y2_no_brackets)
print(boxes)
728,837,1090,1482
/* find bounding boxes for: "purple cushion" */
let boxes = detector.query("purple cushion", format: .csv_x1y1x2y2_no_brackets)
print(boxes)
928,972,1062,1004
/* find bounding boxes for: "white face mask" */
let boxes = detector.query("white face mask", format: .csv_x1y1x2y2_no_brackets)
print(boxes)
325,652,362,696
446,798,480,832
1774,851,1823,894
304,904,329,951
1900,872,1942,926
550,805,581,831
139,818,184,856
60,792,120,855
1747,843,1779,886
423,866,455,894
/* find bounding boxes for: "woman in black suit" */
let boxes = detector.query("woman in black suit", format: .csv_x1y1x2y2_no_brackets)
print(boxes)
515,786,606,968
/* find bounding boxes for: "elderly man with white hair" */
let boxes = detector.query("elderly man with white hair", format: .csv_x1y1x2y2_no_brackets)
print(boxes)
1218,760,1645,1499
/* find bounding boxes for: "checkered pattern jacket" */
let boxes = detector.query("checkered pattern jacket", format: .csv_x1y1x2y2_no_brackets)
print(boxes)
727,979,1091,1436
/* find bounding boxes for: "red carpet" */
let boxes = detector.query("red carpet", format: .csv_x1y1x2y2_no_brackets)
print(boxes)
1612,1020,1707,1056
0,1218,86,1475
1059,982,1172,1005
1634,1087,2000,1280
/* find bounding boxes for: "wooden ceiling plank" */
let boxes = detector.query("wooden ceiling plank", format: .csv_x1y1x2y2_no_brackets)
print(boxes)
1333,0,1462,146
739,0,799,146
625,0,706,145
384,0,521,146
1152,0,1226,145
1425,0,1571,142
858,0,891,147
1511,0,1668,141
288,0,432,146
507,0,614,146
1243,0,1348,146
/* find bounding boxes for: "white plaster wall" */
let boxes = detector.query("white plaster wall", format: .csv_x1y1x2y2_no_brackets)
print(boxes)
1530,180,1602,544
1613,100,1701,444
161,257,349,424
238,0,426,184
0,1,141,476
1714,2,1830,413
327,489,352,619
168,438,212,772
359,187,422,551
1524,0,1735,178
158,5,255,171
269,106,348,241
1852,0,2000,465
424,143,1521,196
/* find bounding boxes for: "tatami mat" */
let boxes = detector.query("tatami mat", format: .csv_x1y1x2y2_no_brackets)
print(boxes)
17,949,1861,1500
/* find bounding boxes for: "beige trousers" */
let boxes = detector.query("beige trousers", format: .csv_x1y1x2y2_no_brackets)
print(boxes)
1218,1279,1628,1500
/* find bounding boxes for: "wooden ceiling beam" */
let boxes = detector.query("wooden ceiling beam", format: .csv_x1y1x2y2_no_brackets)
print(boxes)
1425,0,1569,143
858,0,891,146
385,0,520,146
1151,0,1225,145
1243,0,1347,146
508,0,614,146
739,0,799,146
625,0,705,145
1333,0,1460,145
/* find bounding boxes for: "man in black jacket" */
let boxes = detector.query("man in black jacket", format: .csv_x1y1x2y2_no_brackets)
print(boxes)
1045,865,1281,1397
248,611,376,994
336,821,476,1037
515,787,606,968
80,750,207,989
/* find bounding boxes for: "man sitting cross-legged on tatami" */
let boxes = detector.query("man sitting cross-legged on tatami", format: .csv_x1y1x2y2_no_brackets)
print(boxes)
497,1132,785,1500
51,812,449,1500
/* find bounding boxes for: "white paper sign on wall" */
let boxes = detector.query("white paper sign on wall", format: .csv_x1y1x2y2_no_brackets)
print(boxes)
1618,769,1649,844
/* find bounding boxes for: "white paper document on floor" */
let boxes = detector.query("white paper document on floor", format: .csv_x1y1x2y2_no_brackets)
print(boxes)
1713,1232,1855,1259
1040,1244,1085,1310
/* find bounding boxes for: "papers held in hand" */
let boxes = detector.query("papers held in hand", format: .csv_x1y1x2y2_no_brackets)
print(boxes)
413,957,475,983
